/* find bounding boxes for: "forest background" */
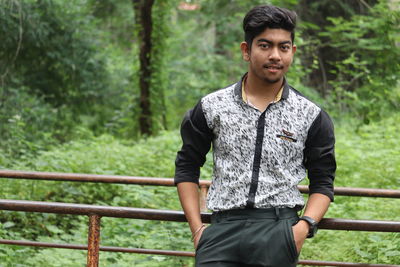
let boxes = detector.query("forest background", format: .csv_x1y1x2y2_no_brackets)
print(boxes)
0,0,399,266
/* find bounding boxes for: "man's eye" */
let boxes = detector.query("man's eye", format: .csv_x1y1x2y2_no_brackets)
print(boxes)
260,44,269,48
281,45,290,50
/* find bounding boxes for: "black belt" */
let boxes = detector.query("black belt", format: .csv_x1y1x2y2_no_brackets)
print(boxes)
211,207,298,223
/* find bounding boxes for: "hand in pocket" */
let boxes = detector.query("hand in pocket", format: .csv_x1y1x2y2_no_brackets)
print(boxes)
291,220,309,253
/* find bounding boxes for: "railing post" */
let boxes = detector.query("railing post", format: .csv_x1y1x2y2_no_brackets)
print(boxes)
199,185,208,212
87,214,101,267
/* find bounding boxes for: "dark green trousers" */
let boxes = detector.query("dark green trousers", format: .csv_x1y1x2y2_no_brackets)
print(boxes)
195,208,299,267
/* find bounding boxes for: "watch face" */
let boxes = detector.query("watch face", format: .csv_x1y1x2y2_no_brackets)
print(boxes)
303,216,317,225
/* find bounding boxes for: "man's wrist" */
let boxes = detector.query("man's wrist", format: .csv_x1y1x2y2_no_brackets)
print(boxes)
191,224,206,241
190,221,204,233
298,216,318,238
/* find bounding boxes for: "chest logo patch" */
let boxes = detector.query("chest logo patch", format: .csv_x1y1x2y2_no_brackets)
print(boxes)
277,129,297,142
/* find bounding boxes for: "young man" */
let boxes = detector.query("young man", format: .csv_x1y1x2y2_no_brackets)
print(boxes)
174,5,336,267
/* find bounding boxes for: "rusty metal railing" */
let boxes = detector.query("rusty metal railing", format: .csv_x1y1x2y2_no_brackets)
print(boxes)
1,169,400,198
1,199,400,267
1,169,400,213
1,170,400,266
0,239,398,267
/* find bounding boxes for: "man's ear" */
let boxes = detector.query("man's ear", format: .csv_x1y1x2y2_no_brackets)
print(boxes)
240,42,250,61
292,44,297,54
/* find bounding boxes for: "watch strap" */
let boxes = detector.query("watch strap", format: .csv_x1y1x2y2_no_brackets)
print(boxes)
299,216,318,238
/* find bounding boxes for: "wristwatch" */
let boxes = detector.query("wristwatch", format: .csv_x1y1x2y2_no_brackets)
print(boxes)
298,216,318,238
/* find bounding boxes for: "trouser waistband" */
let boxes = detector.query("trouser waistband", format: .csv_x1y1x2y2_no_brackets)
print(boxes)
211,207,298,223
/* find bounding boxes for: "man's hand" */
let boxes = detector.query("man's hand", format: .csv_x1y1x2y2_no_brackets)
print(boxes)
292,220,309,254
177,182,204,249
193,226,206,249
292,192,331,254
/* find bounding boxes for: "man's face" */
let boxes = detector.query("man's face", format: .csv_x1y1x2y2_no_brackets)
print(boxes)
241,28,296,85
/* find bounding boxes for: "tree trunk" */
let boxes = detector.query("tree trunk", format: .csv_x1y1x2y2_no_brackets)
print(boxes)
132,0,154,136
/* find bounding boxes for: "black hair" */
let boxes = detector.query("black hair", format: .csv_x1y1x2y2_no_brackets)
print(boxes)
243,5,297,47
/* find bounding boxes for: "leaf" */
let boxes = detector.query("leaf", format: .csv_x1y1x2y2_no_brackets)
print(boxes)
354,247,371,258
2,222,15,228
46,225,63,234
385,251,400,257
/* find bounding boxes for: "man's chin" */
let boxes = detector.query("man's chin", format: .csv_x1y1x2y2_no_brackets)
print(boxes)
263,77,283,84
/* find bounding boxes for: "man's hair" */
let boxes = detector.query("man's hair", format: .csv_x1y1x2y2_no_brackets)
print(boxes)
243,5,297,47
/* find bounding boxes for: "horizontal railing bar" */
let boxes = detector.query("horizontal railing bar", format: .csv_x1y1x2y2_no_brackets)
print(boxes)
0,199,187,221
1,170,399,198
0,170,178,186
0,239,397,267
1,199,400,232
0,239,194,257
298,185,400,198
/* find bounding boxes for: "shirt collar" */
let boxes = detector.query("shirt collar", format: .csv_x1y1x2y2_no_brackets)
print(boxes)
235,73,289,104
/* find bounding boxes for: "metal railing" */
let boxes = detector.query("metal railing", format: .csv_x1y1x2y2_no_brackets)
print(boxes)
0,170,400,267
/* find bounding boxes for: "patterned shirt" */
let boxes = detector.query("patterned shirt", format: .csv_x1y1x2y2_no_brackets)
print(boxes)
175,75,336,211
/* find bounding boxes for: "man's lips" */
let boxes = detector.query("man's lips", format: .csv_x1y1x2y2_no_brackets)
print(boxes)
264,64,283,69
264,64,283,73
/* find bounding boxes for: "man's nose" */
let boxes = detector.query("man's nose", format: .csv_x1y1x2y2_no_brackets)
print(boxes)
269,47,281,61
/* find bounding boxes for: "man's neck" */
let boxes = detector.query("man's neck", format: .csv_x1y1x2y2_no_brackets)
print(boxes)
245,73,284,104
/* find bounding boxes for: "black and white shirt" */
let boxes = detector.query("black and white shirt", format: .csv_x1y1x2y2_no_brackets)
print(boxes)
175,75,336,212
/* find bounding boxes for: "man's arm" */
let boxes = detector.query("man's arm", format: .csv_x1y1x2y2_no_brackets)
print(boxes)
177,182,205,248
294,109,336,252
174,100,213,248
292,193,330,253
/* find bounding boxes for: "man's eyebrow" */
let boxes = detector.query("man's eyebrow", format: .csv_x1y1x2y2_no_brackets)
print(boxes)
256,38,292,45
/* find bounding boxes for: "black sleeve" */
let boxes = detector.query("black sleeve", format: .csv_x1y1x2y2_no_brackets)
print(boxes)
174,100,213,185
303,109,336,201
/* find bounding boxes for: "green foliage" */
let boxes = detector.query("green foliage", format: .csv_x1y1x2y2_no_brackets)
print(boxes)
0,0,105,163
334,114,400,189
0,131,196,266
299,113,400,265
299,0,400,123
0,86,59,162
89,0,135,49
4,132,183,206
0,0,110,112
0,0,140,161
